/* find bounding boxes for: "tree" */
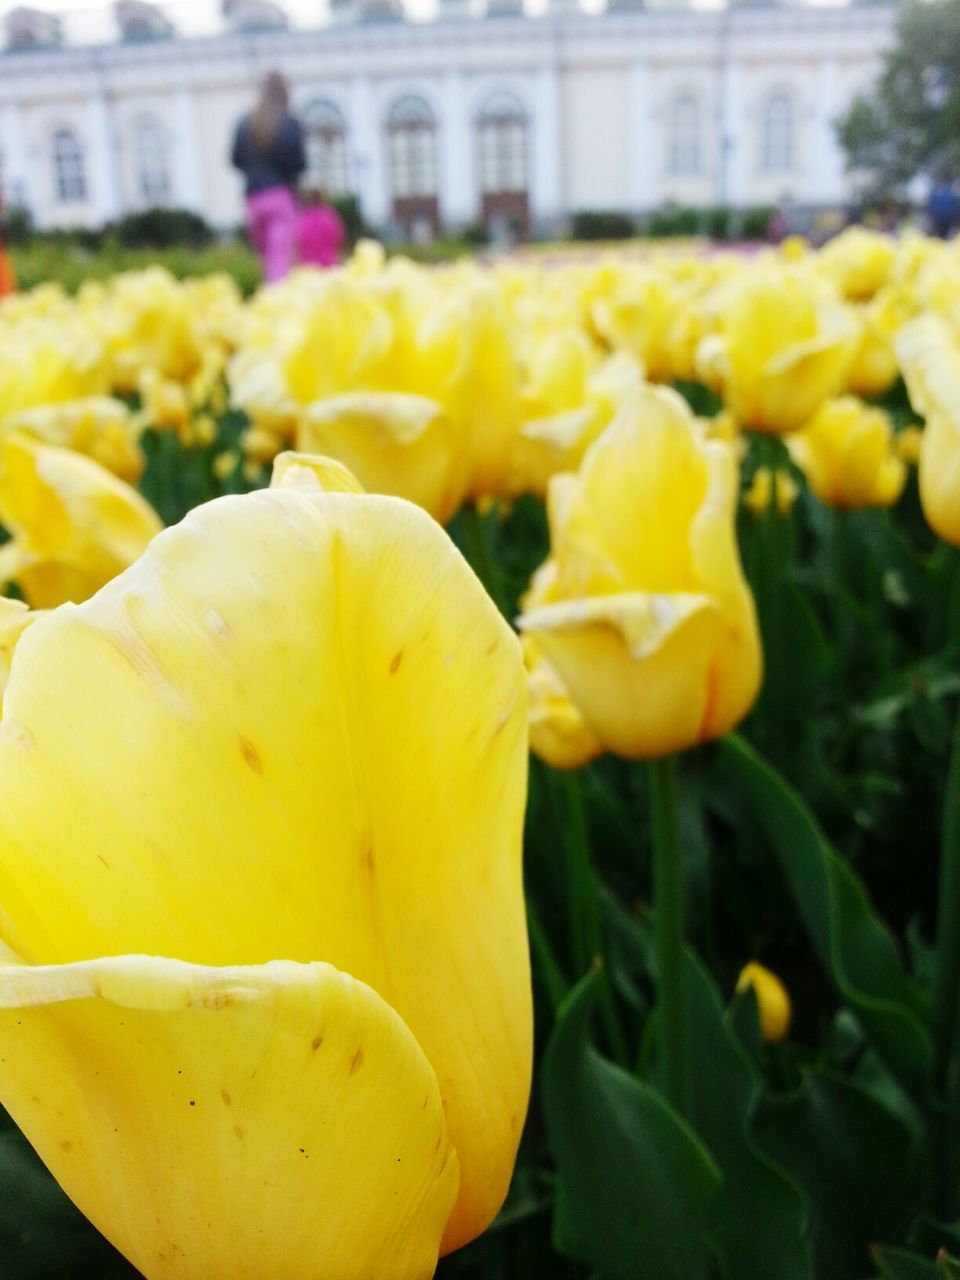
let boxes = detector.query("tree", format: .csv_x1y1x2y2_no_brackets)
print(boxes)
837,0,960,200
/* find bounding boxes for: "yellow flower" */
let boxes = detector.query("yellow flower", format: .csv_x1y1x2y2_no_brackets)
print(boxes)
787,397,906,511
696,269,856,435
520,566,602,772
846,288,913,398
736,962,792,1043
0,396,144,483
894,317,960,546
299,392,466,525
138,368,190,436
894,424,924,467
743,466,799,518
0,433,163,607
518,386,762,759
0,456,531,1276
817,227,895,301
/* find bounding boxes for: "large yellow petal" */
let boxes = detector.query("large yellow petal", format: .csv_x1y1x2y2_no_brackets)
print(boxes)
0,484,530,1250
0,953,459,1280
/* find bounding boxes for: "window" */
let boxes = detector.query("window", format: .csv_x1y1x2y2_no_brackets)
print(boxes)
667,95,701,176
52,128,86,204
133,116,169,205
761,93,794,173
304,99,349,196
477,91,527,195
387,95,437,200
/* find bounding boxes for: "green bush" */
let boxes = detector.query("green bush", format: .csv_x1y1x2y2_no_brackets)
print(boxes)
645,206,702,238
111,207,214,250
739,204,776,240
0,204,34,247
570,210,637,241
331,194,369,248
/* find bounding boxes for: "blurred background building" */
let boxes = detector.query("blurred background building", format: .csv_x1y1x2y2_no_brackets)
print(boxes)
0,0,894,236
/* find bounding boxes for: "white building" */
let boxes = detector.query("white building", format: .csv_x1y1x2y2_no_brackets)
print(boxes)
0,0,895,235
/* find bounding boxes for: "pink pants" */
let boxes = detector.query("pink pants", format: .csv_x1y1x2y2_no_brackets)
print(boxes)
247,186,298,284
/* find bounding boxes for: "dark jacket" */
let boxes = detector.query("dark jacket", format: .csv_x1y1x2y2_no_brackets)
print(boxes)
231,115,306,197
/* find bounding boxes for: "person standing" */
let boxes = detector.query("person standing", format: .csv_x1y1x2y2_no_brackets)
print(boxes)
297,187,346,269
928,177,959,240
231,71,305,283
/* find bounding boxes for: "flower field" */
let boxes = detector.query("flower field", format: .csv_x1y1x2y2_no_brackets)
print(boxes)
0,227,959,1280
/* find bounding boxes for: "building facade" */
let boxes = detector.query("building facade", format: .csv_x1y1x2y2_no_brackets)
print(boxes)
0,1,896,235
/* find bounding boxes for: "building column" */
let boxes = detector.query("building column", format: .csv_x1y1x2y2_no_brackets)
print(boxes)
812,57,843,204
717,43,745,208
440,69,472,226
530,63,562,224
350,74,387,228
627,61,655,212
1,99,33,215
174,86,204,213
88,86,122,222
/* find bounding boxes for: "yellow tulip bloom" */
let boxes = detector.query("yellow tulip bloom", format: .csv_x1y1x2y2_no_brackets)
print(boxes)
736,961,792,1043
0,396,144,483
0,433,162,607
817,227,895,302
518,386,762,759
696,270,856,435
0,457,531,1277
895,317,960,547
787,397,906,511
0,595,36,712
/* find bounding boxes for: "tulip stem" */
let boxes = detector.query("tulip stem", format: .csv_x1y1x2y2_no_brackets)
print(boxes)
562,770,629,1065
928,686,960,1218
649,754,689,1118
461,501,507,617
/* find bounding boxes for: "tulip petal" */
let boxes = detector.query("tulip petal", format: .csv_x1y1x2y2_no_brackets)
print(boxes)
0,953,459,1280
0,484,530,1250
519,592,724,758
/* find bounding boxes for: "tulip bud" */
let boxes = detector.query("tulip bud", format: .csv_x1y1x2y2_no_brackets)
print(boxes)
736,962,792,1043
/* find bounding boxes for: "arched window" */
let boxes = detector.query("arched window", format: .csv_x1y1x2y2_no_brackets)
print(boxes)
51,128,86,204
667,95,701,176
133,116,169,205
387,95,437,201
761,93,794,173
477,91,527,196
304,99,349,196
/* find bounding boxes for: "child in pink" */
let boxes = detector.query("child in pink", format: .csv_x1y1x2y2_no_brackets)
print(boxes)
298,190,346,268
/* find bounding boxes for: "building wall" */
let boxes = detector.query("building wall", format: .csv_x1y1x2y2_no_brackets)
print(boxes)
0,4,896,233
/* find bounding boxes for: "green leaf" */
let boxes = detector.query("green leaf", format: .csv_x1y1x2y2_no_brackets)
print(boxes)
873,1245,942,1280
542,970,722,1280
756,1070,917,1280
720,733,932,1099
678,950,812,1280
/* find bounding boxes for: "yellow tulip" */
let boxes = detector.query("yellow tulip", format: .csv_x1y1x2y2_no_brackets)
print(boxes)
817,227,895,302
787,397,906,511
743,466,799,518
895,317,960,546
846,288,913,398
0,433,162,607
298,392,466,524
736,962,792,1043
894,424,924,467
0,396,144,482
696,269,856,435
518,386,762,759
0,455,530,1276
520,566,602,772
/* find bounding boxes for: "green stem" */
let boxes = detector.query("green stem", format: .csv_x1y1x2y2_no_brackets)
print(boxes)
461,501,507,616
929,691,960,1218
526,895,567,1018
562,770,628,1065
649,755,688,1118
